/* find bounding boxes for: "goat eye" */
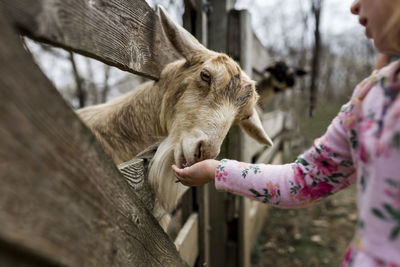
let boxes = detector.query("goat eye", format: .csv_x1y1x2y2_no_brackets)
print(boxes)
242,115,251,121
200,71,211,84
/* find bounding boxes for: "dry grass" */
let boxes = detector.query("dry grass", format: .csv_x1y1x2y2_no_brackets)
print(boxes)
251,187,357,267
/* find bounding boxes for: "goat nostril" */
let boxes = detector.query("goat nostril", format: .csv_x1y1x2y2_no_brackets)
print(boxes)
195,141,203,161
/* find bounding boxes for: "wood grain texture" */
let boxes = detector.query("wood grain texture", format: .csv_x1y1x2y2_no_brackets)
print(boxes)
0,0,181,80
0,12,186,267
231,10,253,267
118,158,156,212
174,213,199,267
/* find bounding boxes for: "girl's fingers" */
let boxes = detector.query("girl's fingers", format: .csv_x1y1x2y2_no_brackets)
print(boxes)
172,164,183,175
173,173,186,184
172,165,187,180
172,165,195,186
173,172,184,180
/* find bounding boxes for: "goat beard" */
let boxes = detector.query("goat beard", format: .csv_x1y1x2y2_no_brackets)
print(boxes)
148,137,188,214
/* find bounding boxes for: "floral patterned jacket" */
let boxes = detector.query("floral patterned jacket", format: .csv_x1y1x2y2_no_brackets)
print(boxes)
215,60,400,266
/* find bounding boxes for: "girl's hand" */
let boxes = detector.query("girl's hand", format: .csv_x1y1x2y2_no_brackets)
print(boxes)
172,159,219,187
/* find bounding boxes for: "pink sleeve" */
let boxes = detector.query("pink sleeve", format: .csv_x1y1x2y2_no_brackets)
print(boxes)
215,103,357,208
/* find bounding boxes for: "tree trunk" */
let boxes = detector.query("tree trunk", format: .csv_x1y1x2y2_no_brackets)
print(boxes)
309,0,323,116
69,52,86,108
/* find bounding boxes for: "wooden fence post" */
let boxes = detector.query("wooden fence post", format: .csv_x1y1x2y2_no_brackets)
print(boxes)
182,1,210,266
228,9,288,267
206,0,239,266
227,9,254,267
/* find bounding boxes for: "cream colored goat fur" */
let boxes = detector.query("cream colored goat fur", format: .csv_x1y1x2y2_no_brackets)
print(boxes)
77,6,272,226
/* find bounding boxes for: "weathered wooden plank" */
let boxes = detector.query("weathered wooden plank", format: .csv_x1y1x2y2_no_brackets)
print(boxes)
195,184,210,267
262,110,286,140
229,9,254,267
251,32,272,75
211,126,241,267
182,2,210,265
0,0,180,80
118,158,156,212
208,0,236,53
209,1,241,263
254,137,283,164
0,12,186,267
174,213,199,267
247,200,265,249
0,239,61,267
227,10,287,267
180,190,194,233
183,0,208,46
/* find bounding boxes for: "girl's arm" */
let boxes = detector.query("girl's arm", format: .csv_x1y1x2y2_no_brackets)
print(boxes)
173,102,357,208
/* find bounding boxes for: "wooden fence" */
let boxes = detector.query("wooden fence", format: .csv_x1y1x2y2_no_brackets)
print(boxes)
0,0,292,266
0,1,186,266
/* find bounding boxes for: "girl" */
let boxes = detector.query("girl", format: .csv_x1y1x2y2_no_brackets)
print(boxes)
172,0,400,266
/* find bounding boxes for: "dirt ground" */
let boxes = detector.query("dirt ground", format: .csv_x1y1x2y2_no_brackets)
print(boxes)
251,185,358,267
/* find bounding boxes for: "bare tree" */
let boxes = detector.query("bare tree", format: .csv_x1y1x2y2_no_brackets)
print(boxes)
309,0,323,116
101,65,111,103
69,52,86,108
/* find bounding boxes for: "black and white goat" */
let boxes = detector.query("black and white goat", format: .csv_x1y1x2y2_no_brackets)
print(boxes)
256,61,307,109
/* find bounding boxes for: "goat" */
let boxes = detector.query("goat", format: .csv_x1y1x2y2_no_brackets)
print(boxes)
77,6,273,226
256,61,307,109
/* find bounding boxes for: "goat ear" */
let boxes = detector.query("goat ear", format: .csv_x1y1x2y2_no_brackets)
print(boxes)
239,109,273,146
157,5,208,60
264,66,275,73
296,69,307,76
